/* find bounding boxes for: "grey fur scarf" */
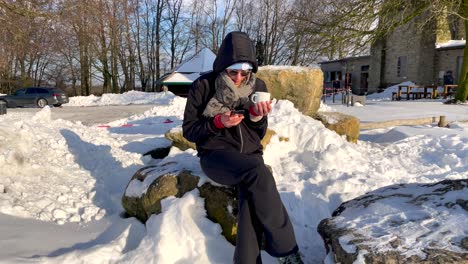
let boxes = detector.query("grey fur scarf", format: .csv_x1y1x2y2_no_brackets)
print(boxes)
202,71,256,117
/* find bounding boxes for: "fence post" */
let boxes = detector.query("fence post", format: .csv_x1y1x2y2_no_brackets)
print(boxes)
438,115,447,127
0,101,6,115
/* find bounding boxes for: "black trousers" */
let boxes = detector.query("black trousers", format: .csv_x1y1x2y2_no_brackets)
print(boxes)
200,150,298,264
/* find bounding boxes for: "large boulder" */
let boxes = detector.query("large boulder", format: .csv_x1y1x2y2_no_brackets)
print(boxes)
256,66,323,116
314,112,360,143
199,183,238,244
122,164,200,222
318,179,468,263
122,164,239,244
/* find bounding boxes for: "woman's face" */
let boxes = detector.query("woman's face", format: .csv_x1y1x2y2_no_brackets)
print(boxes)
225,69,251,87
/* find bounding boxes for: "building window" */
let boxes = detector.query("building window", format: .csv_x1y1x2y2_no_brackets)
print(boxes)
361,65,369,72
325,71,342,82
397,56,407,77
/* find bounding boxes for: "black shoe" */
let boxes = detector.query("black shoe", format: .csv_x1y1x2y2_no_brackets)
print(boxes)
278,251,303,264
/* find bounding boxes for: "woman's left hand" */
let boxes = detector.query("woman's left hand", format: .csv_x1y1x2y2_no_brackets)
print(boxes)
252,100,272,116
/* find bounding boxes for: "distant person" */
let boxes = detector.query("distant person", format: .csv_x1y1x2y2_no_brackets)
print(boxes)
332,79,341,90
443,70,454,85
183,31,303,264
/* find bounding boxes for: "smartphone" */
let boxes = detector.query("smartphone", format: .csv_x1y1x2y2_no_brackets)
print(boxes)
230,109,246,116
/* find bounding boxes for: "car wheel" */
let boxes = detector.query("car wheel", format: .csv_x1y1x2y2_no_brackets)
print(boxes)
37,98,48,108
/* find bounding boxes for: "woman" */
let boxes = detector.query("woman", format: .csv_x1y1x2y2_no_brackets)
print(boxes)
183,31,302,264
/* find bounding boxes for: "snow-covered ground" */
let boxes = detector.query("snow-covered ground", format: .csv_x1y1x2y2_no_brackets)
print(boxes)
0,88,466,263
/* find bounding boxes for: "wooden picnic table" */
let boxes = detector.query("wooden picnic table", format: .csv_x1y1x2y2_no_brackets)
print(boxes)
443,85,458,98
397,85,436,100
423,85,438,99
397,85,411,100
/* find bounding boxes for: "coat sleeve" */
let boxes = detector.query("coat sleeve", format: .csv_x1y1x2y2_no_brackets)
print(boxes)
182,79,221,143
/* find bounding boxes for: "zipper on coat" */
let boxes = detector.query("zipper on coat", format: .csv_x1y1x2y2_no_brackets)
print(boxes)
238,125,244,153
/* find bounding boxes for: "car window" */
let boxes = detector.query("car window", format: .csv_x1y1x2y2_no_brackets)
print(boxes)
52,88,64,94
14,89,26,96
25,88,37,94
37,88,49,94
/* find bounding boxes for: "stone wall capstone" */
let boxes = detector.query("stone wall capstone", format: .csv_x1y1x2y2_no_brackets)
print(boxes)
256,66,323,116
314,112,360,143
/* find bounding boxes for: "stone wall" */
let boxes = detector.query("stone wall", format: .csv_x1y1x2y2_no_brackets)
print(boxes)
435,47,464,84
381,20,437,86
346,57,370,94
369,13,460,88
320,57,370,94
368,39,384,90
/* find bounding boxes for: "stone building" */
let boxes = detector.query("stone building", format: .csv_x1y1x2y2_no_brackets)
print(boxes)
369,13,465,90
320,12,465,93
319,56,370,95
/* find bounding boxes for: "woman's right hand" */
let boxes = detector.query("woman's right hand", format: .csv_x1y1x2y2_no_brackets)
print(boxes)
221,111,244,128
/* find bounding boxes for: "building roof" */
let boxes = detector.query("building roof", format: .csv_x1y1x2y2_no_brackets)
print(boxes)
161,72,201,85
436,40,465,51
174,48,216,73
161,48,216,85
318,55,370,65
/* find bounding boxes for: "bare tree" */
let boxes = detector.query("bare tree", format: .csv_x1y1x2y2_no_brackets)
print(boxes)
61,0,94,95
234,0,259,37
201,0,237,53
165,0,183,69
120,0,137,91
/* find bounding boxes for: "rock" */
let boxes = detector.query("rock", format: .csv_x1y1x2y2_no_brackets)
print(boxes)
256,66,323,116
122,165,200,222
164,130,196,151
143,146,171,159
317,179,468,263
199,183,238,245
122,164,240,245
462,237,468,251
314,112,360,143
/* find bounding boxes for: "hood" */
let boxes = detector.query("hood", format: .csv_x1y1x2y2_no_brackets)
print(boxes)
213,31,258,73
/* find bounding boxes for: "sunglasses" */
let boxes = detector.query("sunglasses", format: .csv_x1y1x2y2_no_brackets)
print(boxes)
226,69,251,77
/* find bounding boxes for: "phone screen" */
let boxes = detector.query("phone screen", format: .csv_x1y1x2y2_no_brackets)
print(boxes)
230,110,245,116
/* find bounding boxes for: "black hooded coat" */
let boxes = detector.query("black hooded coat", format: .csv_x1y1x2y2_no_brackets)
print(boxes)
183,32,268,155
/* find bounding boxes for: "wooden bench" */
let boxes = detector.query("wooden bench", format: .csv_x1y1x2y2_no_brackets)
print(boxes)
392,92,410,101
443,85,458,99
410,92,432,100
393,91,432,101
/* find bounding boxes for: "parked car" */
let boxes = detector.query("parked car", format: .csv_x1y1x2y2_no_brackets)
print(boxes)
0,87,69,108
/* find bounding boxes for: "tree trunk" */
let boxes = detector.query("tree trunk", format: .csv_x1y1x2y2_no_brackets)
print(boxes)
456,0,468,102
100,25,112,94
110,1,119,94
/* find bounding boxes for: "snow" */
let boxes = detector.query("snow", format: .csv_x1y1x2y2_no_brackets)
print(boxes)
0,89,467,263
324,82,468,122
436,39,466,49
334,181,468,260
162,72,201,84
65,90,177,107
260,65,321,71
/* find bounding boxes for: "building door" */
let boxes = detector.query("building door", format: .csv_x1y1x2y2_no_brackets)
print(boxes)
360,72,369,94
